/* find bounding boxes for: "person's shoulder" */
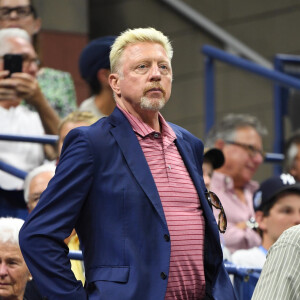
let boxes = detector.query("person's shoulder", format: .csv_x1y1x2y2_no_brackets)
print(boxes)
37,67,72,79
79,96,94,109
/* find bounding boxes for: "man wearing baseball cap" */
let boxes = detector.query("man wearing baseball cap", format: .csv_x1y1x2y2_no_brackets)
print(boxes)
231,173,300,268
203,148,224,189
78,36,116,118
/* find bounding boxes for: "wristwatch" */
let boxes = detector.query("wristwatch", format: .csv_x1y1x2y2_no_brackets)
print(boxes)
246,217,258,229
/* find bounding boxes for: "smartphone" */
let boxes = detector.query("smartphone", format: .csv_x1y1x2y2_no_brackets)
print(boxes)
3,54,23,77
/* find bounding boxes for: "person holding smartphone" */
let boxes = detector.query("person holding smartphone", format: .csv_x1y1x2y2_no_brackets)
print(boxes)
0,27,60,219
0,0,77,118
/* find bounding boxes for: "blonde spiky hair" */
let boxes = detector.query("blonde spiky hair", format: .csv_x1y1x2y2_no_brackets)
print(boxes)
110,27,173,73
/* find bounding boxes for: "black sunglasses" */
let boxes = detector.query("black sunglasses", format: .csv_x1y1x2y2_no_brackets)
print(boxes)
0,5,34,20
205,190,227,233
225,140,265,159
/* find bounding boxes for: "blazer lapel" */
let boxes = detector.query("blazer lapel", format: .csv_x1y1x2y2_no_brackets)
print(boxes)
109,108,168,228
173,130,217,221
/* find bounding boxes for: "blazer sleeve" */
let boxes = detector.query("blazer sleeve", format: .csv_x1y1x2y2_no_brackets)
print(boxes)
19,128,94,300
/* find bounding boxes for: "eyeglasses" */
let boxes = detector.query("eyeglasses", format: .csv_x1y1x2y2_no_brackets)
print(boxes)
22,54,40,67
205,190,227,233
225,140,265,159
0,5,33,20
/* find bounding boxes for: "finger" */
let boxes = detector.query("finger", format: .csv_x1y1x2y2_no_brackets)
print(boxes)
0,78,17,88
15,84,35,99
0,87,17,100
11,72,33,82
0,70,10,79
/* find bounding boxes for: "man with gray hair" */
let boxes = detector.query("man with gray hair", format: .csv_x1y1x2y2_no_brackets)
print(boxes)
23,164,56,213
283,130,300,182
206,113,267,253
20,27,236,300
0,28,59,218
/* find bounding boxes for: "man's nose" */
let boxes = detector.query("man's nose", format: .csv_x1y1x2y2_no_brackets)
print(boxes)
0,263,8,277
252,152,264,165
8,10,19,19
149,64,161,81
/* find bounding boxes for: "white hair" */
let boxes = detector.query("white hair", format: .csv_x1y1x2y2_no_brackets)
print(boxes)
0,28,31,57
0,217,24,245
23,164,56,204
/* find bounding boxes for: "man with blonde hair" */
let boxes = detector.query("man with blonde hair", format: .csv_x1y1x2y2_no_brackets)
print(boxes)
20,27,235,300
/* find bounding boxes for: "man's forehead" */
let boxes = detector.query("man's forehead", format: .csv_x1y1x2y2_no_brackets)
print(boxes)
7,36,36,56
124,42,168,56
0,0,31,7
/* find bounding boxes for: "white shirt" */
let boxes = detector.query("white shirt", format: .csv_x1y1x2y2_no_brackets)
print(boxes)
79,96,106,119
0,105,45,190
231,246,266,268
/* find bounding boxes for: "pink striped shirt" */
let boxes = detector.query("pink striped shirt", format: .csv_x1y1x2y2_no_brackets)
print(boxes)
118,105,206,299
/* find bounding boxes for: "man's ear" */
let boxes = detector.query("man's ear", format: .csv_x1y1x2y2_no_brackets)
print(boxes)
32,18,42,35
255,211,267,231
109,73,121,97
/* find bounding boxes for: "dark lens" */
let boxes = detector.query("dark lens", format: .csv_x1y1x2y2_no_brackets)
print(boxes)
0,8,10,16
209,192,221,209
16,6,31,16
218,212,227,233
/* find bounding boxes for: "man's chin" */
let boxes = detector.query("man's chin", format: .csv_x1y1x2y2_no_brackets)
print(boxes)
140,97,166,111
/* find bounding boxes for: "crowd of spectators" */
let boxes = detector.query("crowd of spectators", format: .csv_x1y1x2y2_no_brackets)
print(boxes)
1,1,300,300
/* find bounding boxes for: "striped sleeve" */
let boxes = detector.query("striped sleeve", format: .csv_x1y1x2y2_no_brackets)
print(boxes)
251,225,300,300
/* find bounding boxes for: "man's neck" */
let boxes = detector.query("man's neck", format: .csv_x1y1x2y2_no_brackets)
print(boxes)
261,236,273,251
94,89,116,116
117,101,161,132
0,99,21,109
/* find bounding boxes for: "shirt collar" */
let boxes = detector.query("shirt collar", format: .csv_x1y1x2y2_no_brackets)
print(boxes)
117,103,176,141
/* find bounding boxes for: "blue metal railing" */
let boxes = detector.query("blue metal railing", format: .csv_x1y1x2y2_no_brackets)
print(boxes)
0,134,58,144
0,134,58,179
202,45,300,164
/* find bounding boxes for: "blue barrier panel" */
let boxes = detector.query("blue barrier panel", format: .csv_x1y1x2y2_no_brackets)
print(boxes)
225,263,262,300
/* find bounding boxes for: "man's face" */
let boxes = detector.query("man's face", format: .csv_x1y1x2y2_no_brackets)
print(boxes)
112,42,172,116
260,193,300,245
0,0,40,36
221,126,263,187
0,36,39,77
0,242,30,299
290,144,300,182
58,121,91,157
28,171,54,213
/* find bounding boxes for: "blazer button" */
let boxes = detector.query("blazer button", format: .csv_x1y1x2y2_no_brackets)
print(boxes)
164,234,170,242
160,272,167,280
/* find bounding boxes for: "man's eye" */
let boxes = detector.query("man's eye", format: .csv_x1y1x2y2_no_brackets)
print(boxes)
138,64,146,69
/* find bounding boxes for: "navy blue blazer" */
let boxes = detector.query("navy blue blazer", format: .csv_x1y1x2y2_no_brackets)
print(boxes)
20,107,236,300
